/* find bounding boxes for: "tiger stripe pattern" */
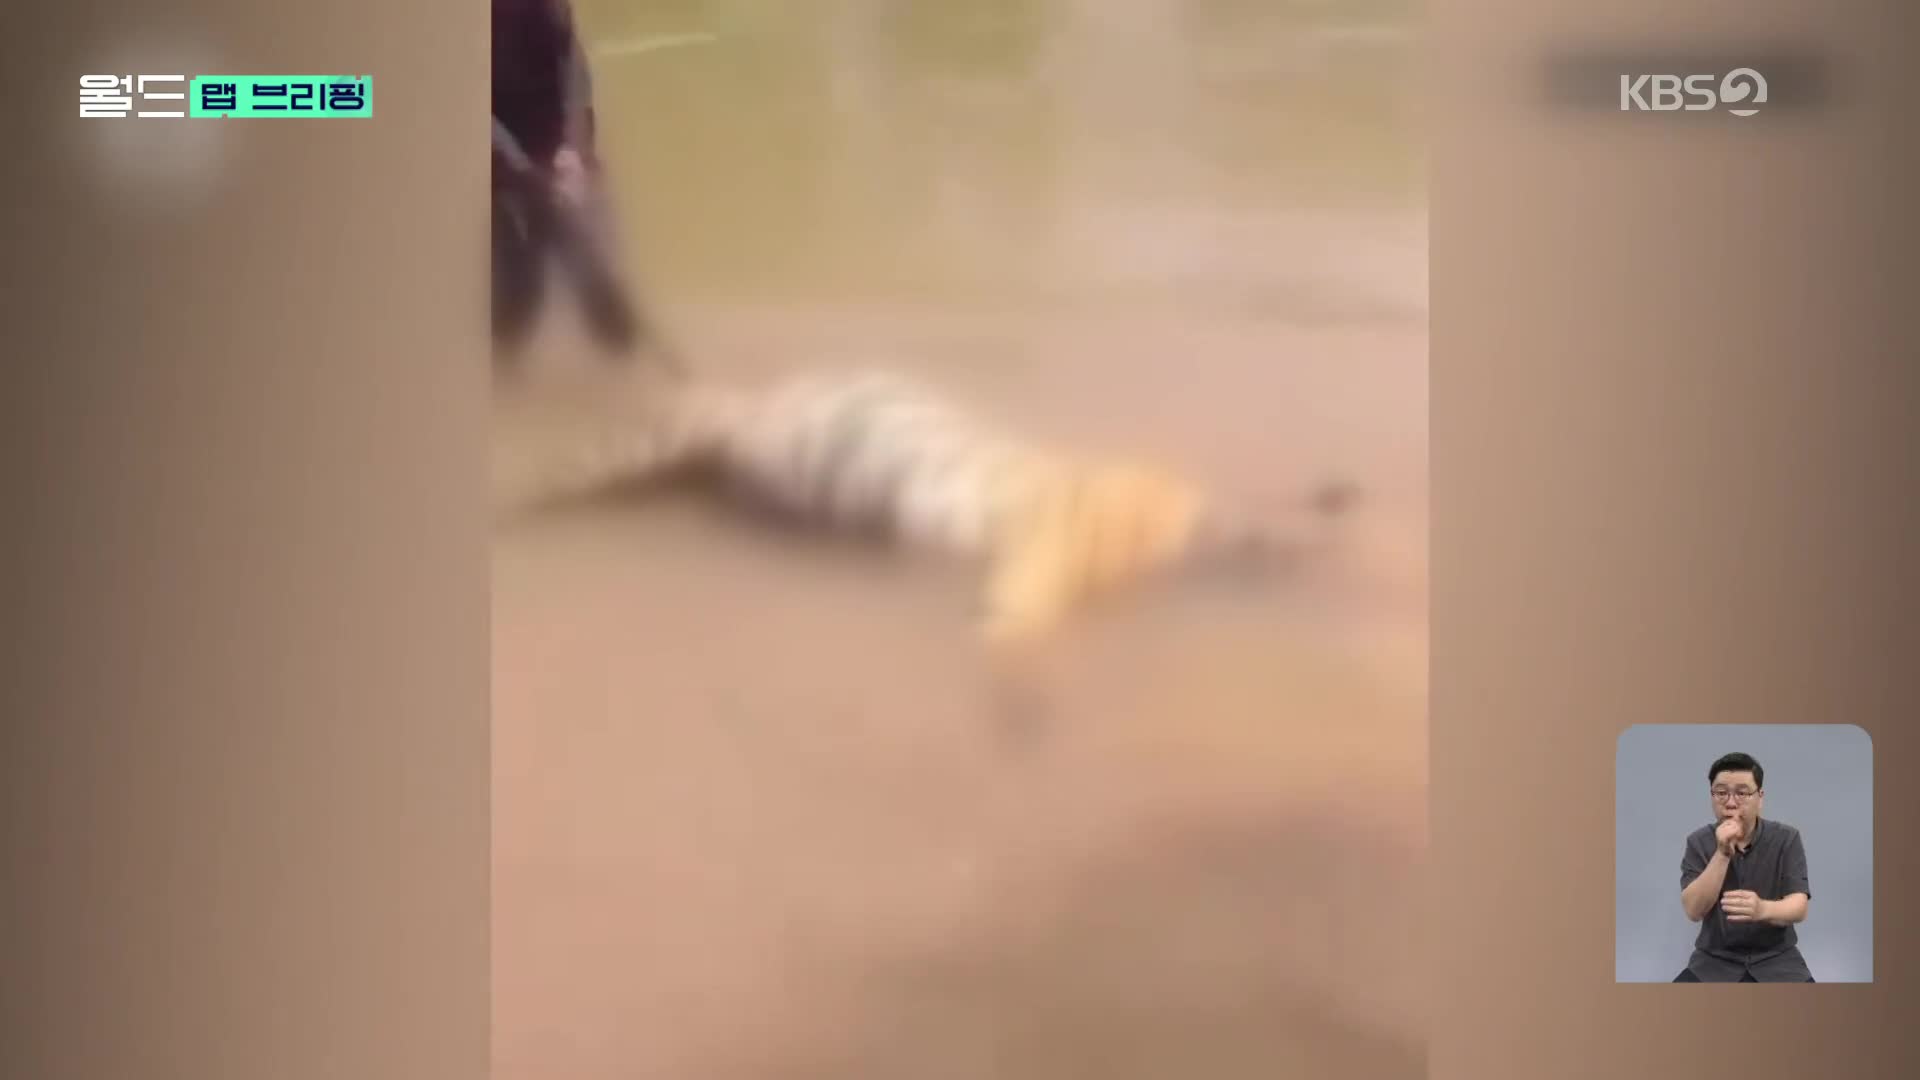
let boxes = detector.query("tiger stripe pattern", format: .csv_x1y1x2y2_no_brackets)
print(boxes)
499,368,1360,649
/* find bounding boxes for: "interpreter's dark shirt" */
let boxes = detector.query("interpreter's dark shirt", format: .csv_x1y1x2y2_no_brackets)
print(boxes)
1679,817,1814,982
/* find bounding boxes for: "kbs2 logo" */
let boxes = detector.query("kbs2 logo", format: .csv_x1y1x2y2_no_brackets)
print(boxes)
1619,68,1768,116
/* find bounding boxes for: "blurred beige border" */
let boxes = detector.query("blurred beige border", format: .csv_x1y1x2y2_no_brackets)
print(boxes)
6,3,489,1079
1433,2,1915,1077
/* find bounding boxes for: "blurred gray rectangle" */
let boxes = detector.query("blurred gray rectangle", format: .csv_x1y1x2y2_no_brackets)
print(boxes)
1543,46,1831,116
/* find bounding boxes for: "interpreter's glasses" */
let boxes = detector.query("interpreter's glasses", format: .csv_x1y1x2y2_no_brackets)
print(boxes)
1711,787,1758,804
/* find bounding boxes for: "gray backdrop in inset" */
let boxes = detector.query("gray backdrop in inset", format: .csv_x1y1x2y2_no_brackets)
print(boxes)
1615,724,1873,983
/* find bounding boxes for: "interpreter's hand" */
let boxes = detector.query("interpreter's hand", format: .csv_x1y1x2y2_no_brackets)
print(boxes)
1715,817,1745,856
1721,889,1769,923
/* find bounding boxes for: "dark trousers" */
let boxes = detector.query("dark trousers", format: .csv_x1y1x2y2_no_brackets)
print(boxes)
1673,968,1815,983
490,179,643,364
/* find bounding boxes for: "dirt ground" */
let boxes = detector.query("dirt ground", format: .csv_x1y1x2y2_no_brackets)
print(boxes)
490,210,1428,1079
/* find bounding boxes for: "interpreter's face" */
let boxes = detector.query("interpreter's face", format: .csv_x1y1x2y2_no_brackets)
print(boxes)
1709,769,1763,835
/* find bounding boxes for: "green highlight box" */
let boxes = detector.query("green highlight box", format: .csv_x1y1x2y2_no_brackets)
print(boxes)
189,76,372,118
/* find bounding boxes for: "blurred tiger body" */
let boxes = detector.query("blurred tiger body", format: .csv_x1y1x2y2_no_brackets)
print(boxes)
503,369,1356,649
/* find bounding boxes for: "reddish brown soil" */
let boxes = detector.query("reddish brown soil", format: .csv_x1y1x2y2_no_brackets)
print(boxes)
492,288,1427,1079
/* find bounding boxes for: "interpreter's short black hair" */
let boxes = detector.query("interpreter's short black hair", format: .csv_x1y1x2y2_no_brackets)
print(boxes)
1709,752,1764,789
